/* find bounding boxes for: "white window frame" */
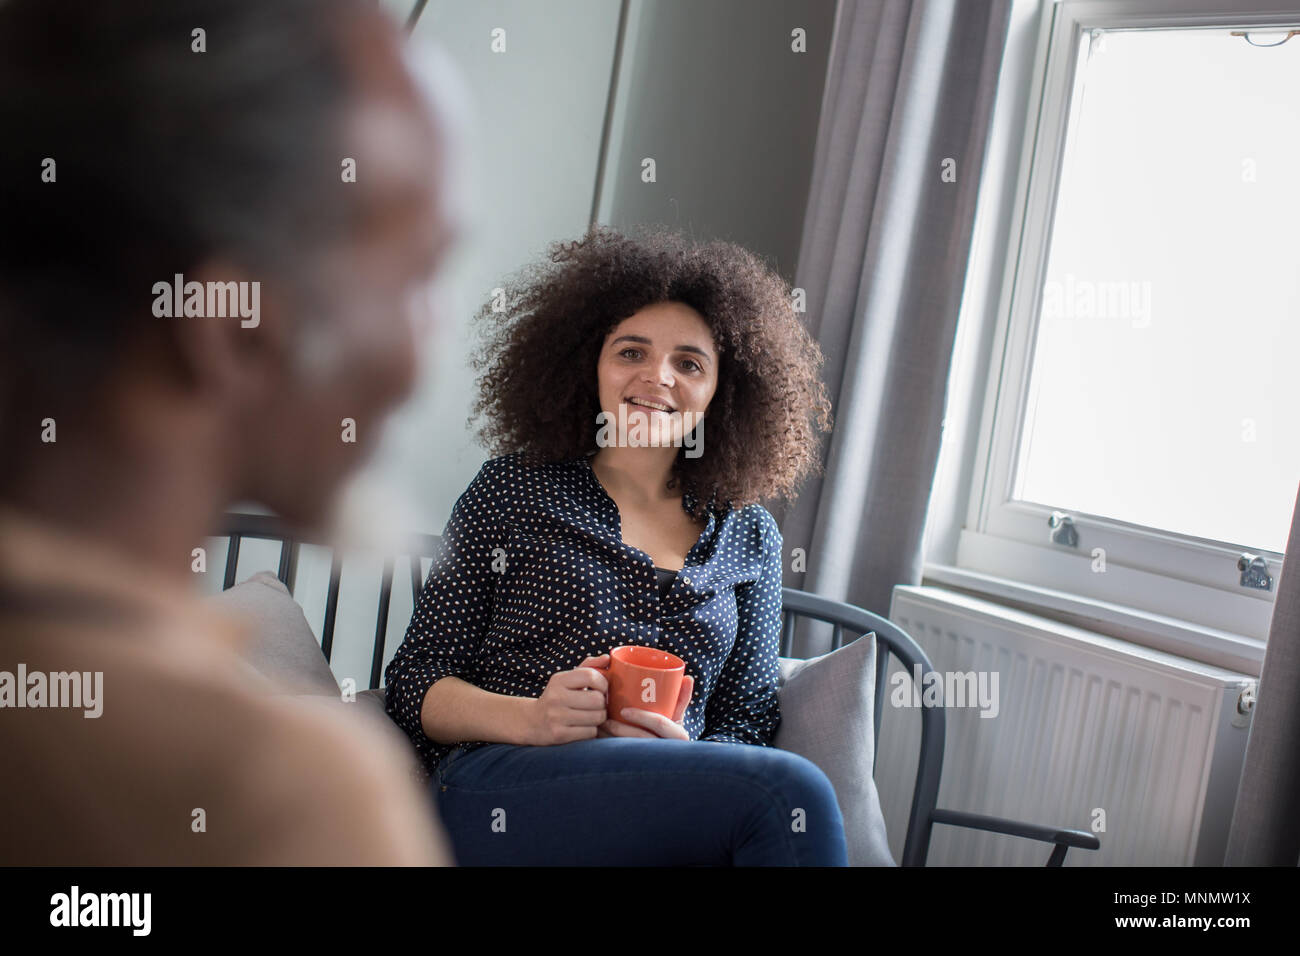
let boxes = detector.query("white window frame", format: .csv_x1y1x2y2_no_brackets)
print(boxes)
932,0,1300,668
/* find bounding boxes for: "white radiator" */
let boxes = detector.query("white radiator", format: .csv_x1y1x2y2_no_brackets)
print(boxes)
878,586,1256,865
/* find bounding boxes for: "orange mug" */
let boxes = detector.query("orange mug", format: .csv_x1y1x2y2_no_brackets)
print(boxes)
603,645,686,726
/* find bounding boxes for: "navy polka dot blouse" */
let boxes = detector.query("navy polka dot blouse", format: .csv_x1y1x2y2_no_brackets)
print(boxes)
384,451,784,778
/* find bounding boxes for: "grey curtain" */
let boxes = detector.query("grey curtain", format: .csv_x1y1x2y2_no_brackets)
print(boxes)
773,0,1012,648
1225,481,1300,865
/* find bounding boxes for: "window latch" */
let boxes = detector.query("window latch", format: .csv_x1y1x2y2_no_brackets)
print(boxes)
1232,681,1257,729
1237,553,1272,591
1047,511,1078,548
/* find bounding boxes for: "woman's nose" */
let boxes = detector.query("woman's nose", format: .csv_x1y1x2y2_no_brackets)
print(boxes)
643,362,674,387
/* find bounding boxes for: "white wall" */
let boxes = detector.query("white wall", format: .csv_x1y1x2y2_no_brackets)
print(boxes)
372,0,626,537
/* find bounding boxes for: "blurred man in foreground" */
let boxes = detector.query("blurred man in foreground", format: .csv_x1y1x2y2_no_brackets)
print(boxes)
0,0,459,864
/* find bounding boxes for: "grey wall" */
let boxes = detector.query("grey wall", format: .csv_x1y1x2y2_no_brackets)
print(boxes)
601,0,836,283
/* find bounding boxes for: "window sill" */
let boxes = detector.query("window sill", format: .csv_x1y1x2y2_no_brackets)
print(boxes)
921,562,1266,677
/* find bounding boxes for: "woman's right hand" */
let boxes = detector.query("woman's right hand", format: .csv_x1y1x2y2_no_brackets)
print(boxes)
525,654,610,745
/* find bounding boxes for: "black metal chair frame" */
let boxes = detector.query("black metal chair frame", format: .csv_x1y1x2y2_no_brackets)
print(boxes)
220,512,1102,866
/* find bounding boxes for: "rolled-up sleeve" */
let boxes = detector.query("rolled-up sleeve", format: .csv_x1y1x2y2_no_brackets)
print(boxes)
700,514,783,746
383,462,505,752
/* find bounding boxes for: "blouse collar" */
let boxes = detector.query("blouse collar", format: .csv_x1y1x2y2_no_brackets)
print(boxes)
576,452,724,526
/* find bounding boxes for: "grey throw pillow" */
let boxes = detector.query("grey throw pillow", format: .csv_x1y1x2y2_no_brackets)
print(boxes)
775,633,896,866
209,570,341,697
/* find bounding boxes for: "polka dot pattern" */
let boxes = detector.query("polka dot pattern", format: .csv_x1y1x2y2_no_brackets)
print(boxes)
384,451,784,778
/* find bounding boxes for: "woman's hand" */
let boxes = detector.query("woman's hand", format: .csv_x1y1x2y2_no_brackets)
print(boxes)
598,672,695,741
526,655,610,745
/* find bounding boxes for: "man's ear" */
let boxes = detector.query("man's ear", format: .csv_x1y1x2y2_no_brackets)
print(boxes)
166,260,293,408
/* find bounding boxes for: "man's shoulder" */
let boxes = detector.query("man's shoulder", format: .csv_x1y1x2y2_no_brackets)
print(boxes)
160,670,452,864
0,628,451,865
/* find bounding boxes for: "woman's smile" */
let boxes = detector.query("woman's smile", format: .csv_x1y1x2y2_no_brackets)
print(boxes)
626,395,675,412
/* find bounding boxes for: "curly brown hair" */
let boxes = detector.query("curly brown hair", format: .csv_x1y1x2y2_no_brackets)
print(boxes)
467,224,833,519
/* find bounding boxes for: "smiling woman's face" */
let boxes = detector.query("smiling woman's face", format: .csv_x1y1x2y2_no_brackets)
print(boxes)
595,301,719,448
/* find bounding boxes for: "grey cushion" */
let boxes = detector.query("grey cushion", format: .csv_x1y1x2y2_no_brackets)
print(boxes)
775,634,896,866
209,571,340,697
207,578,429,777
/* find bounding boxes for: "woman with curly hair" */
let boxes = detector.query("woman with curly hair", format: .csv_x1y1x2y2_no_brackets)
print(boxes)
384,224,845,865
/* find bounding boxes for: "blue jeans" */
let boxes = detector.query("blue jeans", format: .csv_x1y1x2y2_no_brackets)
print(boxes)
432,738,849,866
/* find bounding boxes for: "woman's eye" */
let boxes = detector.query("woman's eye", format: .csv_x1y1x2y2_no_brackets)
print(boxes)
616,348,700,371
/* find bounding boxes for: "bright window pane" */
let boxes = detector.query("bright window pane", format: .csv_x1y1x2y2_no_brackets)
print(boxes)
1016,27,1300,554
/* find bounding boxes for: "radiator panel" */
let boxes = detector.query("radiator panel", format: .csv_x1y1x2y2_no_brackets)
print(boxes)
879,586,1253,865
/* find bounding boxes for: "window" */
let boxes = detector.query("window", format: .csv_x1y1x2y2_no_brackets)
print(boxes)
953,0,1300,653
